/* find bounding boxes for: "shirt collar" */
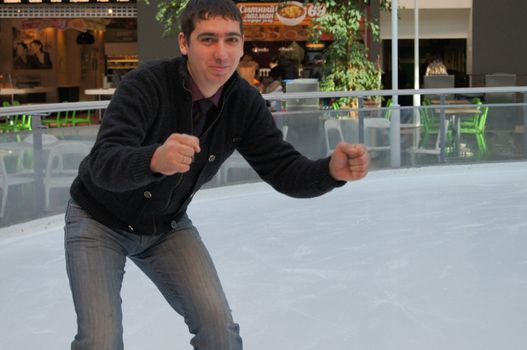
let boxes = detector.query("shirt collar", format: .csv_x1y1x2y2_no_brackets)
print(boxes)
187,74,223,107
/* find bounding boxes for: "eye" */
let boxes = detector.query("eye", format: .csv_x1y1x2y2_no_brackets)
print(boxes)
199,36,216,45
226,36,240,44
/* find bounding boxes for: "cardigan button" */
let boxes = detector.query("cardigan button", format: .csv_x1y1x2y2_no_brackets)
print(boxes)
170,220,178,229
208,155,216,162
128,225,134,232
143,191,152,199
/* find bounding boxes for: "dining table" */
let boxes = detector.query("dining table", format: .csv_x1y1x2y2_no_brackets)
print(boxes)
84,88,115,120
434,106,481,157
430,99,471,105
0,87,52,104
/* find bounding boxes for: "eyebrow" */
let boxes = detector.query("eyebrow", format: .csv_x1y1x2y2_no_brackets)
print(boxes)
196,32,242,39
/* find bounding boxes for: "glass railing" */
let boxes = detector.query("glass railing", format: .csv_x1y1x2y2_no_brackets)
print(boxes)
1,87,526,227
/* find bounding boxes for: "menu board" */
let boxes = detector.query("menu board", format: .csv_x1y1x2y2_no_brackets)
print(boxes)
237,2,326,26
238,2,331,41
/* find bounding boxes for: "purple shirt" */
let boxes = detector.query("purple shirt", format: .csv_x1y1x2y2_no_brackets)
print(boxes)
188,75,223,107
187,74,223,135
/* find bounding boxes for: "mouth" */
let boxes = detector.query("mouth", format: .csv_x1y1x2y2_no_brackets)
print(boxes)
211,65,230,74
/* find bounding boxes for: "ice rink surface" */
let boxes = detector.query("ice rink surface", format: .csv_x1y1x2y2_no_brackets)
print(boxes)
1,162,527,350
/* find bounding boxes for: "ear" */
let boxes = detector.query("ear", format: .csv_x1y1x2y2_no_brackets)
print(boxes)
178,32,189,55
238,35,245,59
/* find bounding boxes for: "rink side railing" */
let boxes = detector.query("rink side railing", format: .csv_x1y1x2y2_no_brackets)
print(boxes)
0,86,526,227
262,86,527,167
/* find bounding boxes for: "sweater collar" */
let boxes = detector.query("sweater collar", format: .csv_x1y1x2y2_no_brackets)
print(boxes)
187,74,223,107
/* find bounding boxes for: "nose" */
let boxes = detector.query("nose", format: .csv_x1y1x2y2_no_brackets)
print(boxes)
213,41,228,62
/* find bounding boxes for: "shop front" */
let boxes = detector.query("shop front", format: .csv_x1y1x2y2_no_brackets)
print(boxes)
235,1,331,87
0,0,137,104
0,1,332,105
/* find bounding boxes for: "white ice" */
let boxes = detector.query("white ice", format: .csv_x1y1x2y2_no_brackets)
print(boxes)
1,162,527,350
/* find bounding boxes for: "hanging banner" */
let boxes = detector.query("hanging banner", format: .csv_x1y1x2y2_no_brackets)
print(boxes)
236,1,326,26
14,18,111,32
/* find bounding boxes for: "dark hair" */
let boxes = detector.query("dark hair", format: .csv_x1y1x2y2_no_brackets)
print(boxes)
31,40,44,52
180,0,243,42
17,42,28,50
269,66,282,80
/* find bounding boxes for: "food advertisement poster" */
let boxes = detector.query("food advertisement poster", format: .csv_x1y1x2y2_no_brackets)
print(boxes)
237,1,326,26
238,1,328,41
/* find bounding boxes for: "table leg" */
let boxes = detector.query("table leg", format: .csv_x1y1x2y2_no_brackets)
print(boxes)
97,94,102,121
439,110,446,163
456,116,461,156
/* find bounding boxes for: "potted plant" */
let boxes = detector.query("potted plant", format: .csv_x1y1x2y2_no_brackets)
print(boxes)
309,0,389,109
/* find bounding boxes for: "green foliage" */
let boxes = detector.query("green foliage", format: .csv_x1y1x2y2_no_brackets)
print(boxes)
144,0,189,37
310,0,386,98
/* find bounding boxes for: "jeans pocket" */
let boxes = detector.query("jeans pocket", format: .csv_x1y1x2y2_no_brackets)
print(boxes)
65,199,91,225
64,200,104,248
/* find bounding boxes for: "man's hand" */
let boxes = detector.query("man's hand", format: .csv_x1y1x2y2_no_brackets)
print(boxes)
329,143,369,181
150,133,201,175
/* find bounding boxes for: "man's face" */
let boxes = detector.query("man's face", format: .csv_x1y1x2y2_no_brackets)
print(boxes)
179,16,244,96
16,44,25,56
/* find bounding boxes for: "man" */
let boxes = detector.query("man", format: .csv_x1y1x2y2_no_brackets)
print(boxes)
65,0,369,349
28,39,52,69
309,54,325,81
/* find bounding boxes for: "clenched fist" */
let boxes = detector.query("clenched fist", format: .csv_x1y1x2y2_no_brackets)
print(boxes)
150,133,201,175
329,143,369,182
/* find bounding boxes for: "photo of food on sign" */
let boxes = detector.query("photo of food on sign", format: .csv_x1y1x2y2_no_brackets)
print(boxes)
276,1,307,26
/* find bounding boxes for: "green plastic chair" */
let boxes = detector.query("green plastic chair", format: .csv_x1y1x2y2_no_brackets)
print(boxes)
0,101,15,132
68,107,92,126
11,101,31,131
420,98,453,150
458,98,489,154
42,101,92,128
0,100,31,132
42,110,67,128
457,98,481,128
383,98,393,120
41,102,75,127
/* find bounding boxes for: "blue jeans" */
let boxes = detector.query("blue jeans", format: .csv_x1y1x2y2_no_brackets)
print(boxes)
64,200,242,350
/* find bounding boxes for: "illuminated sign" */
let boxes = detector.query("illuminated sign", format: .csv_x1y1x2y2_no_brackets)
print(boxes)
305,42,325,49
236,2,326,26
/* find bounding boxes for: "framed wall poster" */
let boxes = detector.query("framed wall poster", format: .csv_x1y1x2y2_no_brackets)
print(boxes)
12,28,53,70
